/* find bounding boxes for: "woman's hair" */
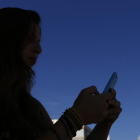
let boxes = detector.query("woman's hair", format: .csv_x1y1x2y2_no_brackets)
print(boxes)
0,7,48,140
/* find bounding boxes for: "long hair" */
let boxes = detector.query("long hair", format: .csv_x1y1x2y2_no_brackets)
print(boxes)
0,7,48,140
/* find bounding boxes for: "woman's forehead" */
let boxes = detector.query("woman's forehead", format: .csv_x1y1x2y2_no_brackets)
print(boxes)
30,22,41,37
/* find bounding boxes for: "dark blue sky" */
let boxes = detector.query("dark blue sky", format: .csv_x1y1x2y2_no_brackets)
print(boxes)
1,0,140,140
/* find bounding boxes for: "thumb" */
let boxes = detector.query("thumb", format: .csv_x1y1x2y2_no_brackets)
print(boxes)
102,92,115,100
93,91,100,95
87,86,99,95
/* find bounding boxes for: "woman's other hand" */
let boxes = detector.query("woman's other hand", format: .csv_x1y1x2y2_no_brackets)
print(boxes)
100,88,122,126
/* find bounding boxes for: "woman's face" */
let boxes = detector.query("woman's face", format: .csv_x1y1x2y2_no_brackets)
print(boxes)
22,22,42,68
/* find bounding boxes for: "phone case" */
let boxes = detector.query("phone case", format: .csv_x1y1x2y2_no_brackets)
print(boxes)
102,72,118,93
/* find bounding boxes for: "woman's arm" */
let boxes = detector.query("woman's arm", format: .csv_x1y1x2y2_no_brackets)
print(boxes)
33,97,53,126
86,122,112,140
34,98,79,140
35,114,79,140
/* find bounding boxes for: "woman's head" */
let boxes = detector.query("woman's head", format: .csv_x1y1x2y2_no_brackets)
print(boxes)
0,7,42,93
0,7,42,67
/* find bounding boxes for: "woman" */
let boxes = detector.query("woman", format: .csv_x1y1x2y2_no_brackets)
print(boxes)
0,7,122,140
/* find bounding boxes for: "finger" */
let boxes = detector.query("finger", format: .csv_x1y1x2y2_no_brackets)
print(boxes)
107,107,122,114
101,92,115,100
109,88,116,98
104,114,120,119
108,99,121,107
98,110,108,119
105,107,122,117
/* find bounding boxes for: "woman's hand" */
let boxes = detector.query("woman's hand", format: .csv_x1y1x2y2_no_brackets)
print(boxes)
71,86,116,125
100,88,122,126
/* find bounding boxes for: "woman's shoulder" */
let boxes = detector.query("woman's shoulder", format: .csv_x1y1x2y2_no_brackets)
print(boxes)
32,97,53,127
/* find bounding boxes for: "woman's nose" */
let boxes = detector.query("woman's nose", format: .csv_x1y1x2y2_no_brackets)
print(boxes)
33,42,42,54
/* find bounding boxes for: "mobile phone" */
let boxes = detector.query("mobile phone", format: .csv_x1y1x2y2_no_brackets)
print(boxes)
102,72,118,93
